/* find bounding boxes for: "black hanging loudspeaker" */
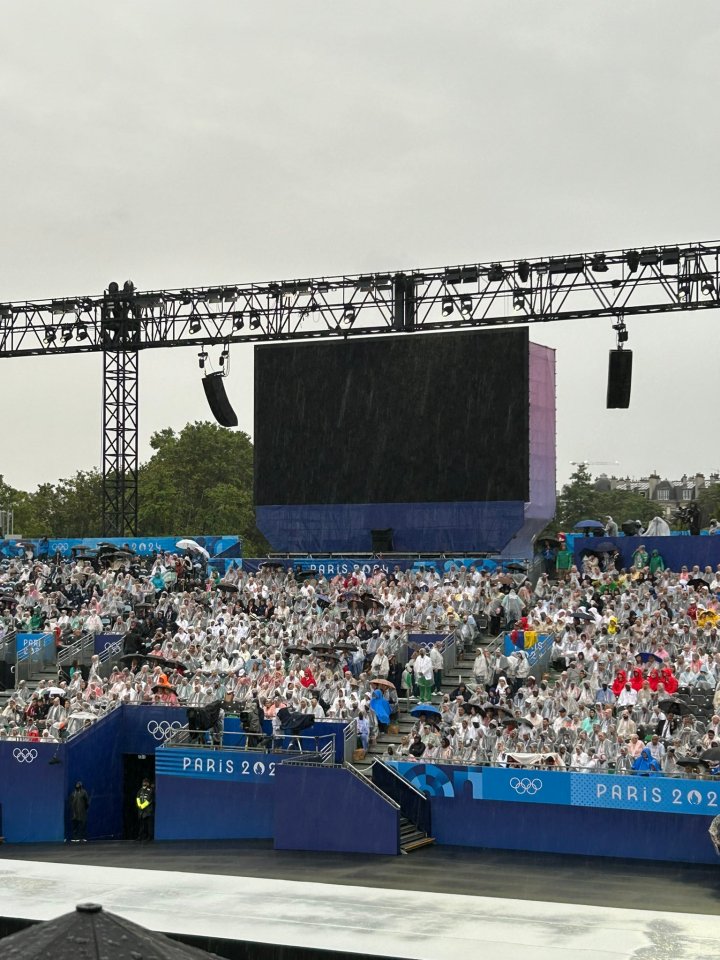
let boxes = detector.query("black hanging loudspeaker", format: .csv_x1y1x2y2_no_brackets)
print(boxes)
202,372,238,427
606,349,632,409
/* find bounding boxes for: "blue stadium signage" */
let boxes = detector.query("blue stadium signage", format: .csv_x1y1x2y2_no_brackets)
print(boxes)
156,748,292,782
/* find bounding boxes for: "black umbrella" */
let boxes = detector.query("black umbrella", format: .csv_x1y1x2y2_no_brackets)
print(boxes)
295,569,319,581
506,562,527,572
687,577,710,590
285,645,309,655
584,540,618,554
572,609,595,621
485,703,513,717
260,560,286,570
334,642,359,652
659,698,693,716
146,653,187,673
0,902,223,960
217,581,238,593
700,747,720,765
311,643,333,653
362,595,385,610
316,593,332,609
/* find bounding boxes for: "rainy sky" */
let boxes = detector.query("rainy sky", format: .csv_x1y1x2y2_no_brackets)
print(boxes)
1,1,718,493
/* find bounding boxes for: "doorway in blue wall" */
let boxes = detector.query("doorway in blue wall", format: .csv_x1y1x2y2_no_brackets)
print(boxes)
123,755,155,841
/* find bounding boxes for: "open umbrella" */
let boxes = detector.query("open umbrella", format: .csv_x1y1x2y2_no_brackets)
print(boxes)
584,540,618,554
69,710,98,722
362,595,386,610
260,560,286,570
700,747,720,765
370,678,396,689
637,651,663,664
410,703,441,717
0,901,224,960
687,577,710,590
574,519,605,530
572,609,595,621
217,581,238,593
316,593,332,609
334,642,359,652
41,687,66,698
295,569,318,582
659,698,693,716
506,562,527,572
176,539,210,560
311,643,333,653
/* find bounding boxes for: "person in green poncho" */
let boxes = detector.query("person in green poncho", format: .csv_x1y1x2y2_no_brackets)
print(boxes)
649,549,665,575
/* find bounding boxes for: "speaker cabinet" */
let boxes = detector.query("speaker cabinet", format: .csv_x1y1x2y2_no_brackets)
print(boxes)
202,373,238,427
607,349,632,409
371,528,394,552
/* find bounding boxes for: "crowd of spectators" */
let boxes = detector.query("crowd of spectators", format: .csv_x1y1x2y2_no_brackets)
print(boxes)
1,548,720,778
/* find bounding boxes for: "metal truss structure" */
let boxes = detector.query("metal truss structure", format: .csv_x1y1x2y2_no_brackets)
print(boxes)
1,240,718,535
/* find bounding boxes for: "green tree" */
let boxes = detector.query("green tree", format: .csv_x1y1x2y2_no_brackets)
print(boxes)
555,464,596,528
138,421,268,554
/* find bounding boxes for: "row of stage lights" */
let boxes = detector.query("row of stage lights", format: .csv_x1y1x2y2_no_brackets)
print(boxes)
28,246,720,346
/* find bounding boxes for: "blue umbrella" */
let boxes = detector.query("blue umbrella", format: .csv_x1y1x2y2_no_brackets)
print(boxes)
574,519,605,530
411,703,441,717
637,651,663,664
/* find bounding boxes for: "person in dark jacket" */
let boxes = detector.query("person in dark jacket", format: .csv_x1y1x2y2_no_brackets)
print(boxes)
69,781,90,842
136,778,154,842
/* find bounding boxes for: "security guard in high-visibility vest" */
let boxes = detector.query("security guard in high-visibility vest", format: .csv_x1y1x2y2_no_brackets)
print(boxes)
136,778,154,843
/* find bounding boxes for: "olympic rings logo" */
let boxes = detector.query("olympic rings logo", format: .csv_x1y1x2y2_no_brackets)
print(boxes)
13,748,38,763
509,776,543,795
146,720,182,741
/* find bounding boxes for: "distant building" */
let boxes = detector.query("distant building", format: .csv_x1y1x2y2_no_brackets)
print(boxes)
593,472,720,517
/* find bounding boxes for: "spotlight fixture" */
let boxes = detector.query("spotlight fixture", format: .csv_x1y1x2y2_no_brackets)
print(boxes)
459,297,473,317
625,250,641,273
233,314,244,330
487,263,505,282
512,291,525,311
189,318,202,334
249,310,261,330
701,278,715,296
441,297,454,316
342,305,356,323
219,347,230,367
591,253,609,273
198,351,208,370
61,324,73,342
75,321,89,341
517,260,530,284
44,326,57,344
678,281,691,301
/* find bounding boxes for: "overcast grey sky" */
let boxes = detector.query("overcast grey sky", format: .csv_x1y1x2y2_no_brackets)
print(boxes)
1,1,718,493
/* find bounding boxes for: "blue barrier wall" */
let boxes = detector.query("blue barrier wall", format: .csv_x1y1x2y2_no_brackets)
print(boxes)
273,763,400,855
388,761,719,864
154,747,294,841
65,707,124,841
119,705,188,754
0,741,66,842
572,534,720,571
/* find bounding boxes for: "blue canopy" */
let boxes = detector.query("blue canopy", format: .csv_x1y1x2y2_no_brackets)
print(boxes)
411,703,441,717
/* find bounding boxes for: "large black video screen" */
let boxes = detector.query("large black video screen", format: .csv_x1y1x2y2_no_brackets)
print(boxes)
254,329,529,505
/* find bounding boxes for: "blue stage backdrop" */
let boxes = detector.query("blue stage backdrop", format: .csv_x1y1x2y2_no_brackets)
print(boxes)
0,740,66,843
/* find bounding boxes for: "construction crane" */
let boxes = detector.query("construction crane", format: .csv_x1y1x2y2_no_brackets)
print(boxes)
0,240,718,536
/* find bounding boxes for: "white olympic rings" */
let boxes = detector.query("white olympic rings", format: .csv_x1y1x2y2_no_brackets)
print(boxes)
509,776,543,796
146,720,182,741
13,748,38,763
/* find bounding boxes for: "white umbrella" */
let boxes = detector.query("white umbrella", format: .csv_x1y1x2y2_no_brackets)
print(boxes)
42,687,66,697
176,539,210,560
69,711,97,722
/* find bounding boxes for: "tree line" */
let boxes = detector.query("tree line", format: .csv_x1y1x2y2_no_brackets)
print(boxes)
0,421,268,555
544,464,720,537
